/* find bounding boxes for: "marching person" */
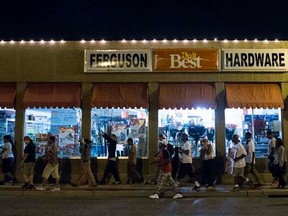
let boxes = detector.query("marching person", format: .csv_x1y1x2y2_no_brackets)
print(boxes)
273,138,287,188
71,138,97,187
20,136,36,189
99,131,121,185
243,131,263,187
149,142,183,199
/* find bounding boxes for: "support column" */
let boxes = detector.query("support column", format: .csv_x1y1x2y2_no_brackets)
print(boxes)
281,83,288,149
214,82,226,183
81,82,92,139
148,83,158,174
14,82,26,180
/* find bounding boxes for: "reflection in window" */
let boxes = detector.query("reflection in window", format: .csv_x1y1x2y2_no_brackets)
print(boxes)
158,108,215,157
91,108,148,158
225,108,282,157
0,109,16,149
25,108,82,158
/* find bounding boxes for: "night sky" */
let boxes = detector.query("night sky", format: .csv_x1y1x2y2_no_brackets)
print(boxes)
0,0,287,41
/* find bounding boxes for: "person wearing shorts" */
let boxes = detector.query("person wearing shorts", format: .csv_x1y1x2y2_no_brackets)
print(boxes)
21,136,36,189
36,136,60,191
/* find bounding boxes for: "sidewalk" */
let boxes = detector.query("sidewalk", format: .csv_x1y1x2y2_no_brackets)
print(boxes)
1,183,288,198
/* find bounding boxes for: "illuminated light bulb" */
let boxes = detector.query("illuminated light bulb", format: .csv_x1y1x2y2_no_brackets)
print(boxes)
193,39,197,43
203,39,208,43
80,39,86,43
233,39,238,43
183,39,188,43
40,40,45,44
214,38,217,41
264,39,268,43
10,40,15,44
60,39,65,44
20,40,25,44
173,39,178,43
152,39,157,43
0,40,5,44
100,39,106,44
30,40,35,44
162,39,167,43
142,39,147,43
254,38,258,42
223,39,228,43
131,39,136,43
244,39,248,42
90,39,95,43
50,39,56,44
275,39,279,43
121,39,127,43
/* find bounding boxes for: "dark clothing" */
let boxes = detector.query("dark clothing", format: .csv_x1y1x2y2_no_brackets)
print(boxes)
201,159,215,186
2,158,13,173
275,164,286,187
103,133,117,159
101,160,121,183
268,156,277,180
80,143,91,162
24,143,36,163
127,162,142,183
178,163,196,179
171,154,180,180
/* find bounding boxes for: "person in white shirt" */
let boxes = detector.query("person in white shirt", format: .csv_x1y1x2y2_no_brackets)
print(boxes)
231,134,252,191
243,131,263,187
273,138,287,188
0,135,15,184
266,130,278,184
177,133,200,190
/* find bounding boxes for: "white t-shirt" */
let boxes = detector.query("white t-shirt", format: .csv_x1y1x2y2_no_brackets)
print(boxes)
181,141,192,164
245,139,255,164
268,137,276,154
232,142,247,168
2,142,14,159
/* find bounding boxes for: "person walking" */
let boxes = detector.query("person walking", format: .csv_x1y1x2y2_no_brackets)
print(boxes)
71,138,97,187
266,130,278,185
243,131,263,187
126,138,143,184
0,135,16,184
36,136,60,191
177,133,200,190
199,136,215,189
149,142,183,199
20,136,36,190
99,131,121,184
273,138,287,188
231,134,253,191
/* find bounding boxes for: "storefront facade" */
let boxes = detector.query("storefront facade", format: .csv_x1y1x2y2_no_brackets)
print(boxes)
0,40,288,183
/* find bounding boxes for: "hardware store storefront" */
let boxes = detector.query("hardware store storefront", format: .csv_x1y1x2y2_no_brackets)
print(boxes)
0,40,288,183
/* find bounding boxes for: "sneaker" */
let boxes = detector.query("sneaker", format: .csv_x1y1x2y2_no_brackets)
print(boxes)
51,187,60,191
27,184,35,190
207,186,215,190
231,187,240,192
193,186,201,190
173,193,183,199
149,194,159,199
36,186,46,191
22,183,29,189
113,181,122,185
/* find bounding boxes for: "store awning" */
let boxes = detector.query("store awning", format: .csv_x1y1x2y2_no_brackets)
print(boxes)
158,83,216,109
225,83,284,109
91,83,149,108
23,83,82,108
0,83,16,108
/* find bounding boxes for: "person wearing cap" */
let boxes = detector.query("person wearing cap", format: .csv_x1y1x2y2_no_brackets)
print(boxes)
243,131,263,187
199,136,215,189
177,133,200,190
231,134,253,191
71,138,97,187
20,136,36,189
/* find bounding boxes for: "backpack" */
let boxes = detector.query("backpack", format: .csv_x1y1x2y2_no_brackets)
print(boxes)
167,143,174,158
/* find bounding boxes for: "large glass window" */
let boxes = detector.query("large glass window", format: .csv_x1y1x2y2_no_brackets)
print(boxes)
225,108,282,157
24,108,82,158
0,109,16,149
158,108,215,157
91,108,148,158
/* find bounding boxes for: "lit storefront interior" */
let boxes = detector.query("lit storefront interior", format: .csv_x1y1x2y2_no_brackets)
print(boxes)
90,83,149,159
225,83,284,157
158,83,216,157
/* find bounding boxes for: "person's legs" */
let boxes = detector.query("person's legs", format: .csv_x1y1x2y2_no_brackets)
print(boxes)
86,162,97,186
100,160,112,184
154,171,166,195
74,162,88,186
206,159,215,187
111,161,121,182
250,166,263,185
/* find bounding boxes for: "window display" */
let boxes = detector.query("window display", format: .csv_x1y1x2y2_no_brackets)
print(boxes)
225,108,282,157
25,108,82,158
0,109,16,149
158,108,215,157
91,108,148,158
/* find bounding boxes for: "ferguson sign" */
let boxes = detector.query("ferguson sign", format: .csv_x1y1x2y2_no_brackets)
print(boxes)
84,50,152,72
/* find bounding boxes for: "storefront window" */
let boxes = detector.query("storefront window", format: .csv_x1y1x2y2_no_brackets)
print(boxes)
24,108,82,158
91,108,148,158
0,109,16,149
158,108,215,157
225,108,282,157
